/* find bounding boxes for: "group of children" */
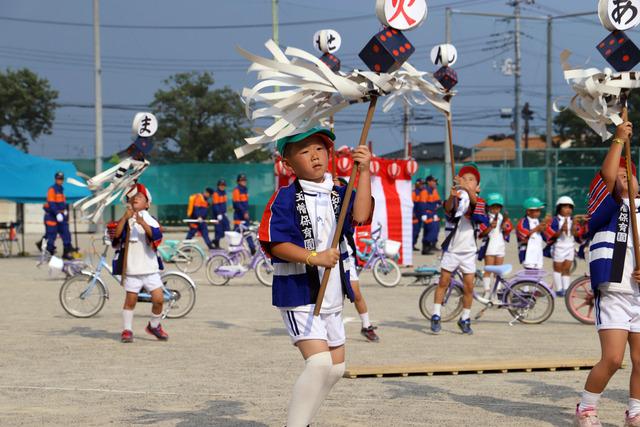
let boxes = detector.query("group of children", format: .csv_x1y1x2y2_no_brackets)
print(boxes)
103,118,640,425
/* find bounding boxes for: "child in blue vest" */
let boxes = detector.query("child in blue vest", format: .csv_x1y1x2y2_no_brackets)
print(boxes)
211,179,230,248
112,183,167,343
258,127,372,427
430,163,488,335
575,121,640,427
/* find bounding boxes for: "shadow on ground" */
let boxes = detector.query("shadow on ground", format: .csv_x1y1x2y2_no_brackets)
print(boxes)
382,379,619,427
49,326,120,340
131,400,268,427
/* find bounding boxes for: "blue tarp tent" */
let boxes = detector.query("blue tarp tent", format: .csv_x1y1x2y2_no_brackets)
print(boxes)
0,140,89,203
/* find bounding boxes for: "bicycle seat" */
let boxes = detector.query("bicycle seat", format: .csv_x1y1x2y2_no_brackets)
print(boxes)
416,266,439,274
360,238,374,245
163,240,179,248
483,264,512,276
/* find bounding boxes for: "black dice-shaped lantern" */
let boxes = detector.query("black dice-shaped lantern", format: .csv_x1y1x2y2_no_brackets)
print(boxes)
125,137,154,160
597,30,640,72
434,66,458,91
319,53,341,72
359,27,415,73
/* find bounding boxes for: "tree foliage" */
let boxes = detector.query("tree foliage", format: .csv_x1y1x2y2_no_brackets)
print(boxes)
0,68,58,151
151,71,267,162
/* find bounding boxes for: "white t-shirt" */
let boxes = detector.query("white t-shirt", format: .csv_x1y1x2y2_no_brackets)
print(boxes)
125,210,160,275
523,216,543,269
286,174,345,314
486,213,506,255
601,198,640,294
448,190,476,254
554,215,575,250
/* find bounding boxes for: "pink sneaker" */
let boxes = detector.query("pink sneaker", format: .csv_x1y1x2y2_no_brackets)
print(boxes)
575,405,601,427
625,411,640,427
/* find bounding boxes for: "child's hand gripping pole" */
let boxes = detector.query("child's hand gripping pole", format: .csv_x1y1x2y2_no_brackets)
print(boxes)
621,102,640,268
313,97,378,316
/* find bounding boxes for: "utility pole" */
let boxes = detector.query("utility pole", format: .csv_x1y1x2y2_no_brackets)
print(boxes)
545,16,553,207
513,0,523,167
522,102,533,150
93,0,103,177
272,0,279,92
403,101,410,158
444,7,453,192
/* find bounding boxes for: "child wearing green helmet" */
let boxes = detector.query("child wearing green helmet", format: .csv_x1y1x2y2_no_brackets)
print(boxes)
516,197,551,270
477,193,513,299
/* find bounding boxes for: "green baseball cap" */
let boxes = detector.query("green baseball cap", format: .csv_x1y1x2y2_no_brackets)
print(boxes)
486,192,504,207
523,197,545,210
276,127,335,155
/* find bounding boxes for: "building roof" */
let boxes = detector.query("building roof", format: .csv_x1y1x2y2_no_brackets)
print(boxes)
464,134,549,162
384,141,472,162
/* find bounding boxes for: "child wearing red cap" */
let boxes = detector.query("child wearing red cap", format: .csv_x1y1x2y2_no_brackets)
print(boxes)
431,162,488,335
112,183,167,343
575,121,640,426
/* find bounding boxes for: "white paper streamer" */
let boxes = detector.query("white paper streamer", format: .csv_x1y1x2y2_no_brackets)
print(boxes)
381,62,452,115
236,39,450,158
560,50,640,140
73,158,149,223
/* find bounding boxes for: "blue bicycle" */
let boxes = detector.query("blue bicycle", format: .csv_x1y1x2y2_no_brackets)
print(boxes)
59,234,196,319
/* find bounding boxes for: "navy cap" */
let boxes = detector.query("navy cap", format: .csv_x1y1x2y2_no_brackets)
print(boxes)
54,171,64,180
205,187,214,194
426,175,437,182
237,174,247,182
217,179,226,186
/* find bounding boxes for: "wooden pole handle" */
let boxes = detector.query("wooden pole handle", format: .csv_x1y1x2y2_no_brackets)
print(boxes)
622,106,640,267
313,97,378,316
446,112,455,181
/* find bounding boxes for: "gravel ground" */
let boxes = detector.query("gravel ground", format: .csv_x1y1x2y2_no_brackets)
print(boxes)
0,232,631,426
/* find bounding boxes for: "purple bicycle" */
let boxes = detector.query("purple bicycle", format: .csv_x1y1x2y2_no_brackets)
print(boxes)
204,225,273,287
419,265,555,325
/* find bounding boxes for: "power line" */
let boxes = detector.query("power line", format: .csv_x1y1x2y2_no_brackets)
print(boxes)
0,13,373,30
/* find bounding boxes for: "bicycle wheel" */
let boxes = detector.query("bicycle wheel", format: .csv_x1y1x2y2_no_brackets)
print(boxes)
162,272,196,319
565,276,595,325
570,258,578,274
418,284,464,322
506,281,555,324
372,258,401,288
173,245,205,274
205,254,232,286
255,258,274,287
59,272,107,318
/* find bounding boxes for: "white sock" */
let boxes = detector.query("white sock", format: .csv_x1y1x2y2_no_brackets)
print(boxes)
122,309,133,331
629,398,640,418
433,303,442,317
482,277,491,292
310,362,345,420
287,352,333,427
553,272,562,292
359,312,371,329
562,275,571,292
149,313,161,328
461,308,471,321
578,390,601,412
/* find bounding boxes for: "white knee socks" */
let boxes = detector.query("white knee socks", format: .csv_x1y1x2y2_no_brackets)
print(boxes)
482,277,491,292
149,313,162,328
562,275,571,292
359,312,371,329
433,304,442,317
286,352,333,427
309,362,345,420
122,309,133,331
629,398,640,418
553,272,562,292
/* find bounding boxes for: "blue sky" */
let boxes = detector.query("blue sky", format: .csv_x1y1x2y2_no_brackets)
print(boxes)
0,0,604,159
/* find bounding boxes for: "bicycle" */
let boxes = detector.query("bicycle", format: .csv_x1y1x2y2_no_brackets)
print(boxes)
355,226,402,288
0,221,20,256
565,274,595,325
418,264,555,325
59,233,196,319
205,224,274,287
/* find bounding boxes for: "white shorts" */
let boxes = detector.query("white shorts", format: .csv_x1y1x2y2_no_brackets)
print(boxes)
280,310,346,347
349,256,359,282
124,273,163,294
596,290,640,332
441,251,476,275
486,240,505,258
553,245,575,263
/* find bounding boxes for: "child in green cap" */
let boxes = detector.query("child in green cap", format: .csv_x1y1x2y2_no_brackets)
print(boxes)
258,127,373,427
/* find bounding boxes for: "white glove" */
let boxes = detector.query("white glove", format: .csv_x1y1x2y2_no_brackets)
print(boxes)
421,215,427,222
433,215,439,222
56,213,64,222
217,215,223,220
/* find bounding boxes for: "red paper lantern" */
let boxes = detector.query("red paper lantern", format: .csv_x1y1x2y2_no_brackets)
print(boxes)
337,156,353,174
406,158,418,176
370,158,381,175
387,162,401,178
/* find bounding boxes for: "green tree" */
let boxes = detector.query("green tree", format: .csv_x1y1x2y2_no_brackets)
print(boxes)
151,71,266,162
0,68,58,151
